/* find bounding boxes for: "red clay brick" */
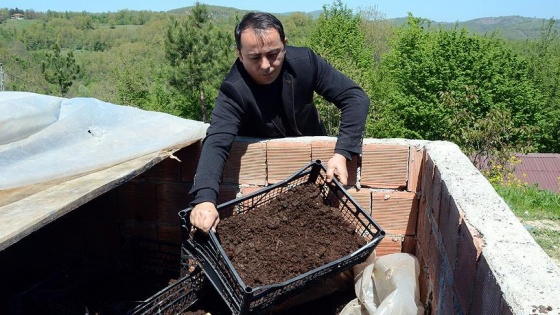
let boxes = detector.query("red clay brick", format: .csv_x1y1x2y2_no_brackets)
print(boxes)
416,197,432,260
82,220,121,262
361,143,409,189
407,194,420,236
310,138,337,163
155,183,191,224
240,185,263,197
402,235,417,255
376,233,403,256
311,138,357,186
267,139,311,183
439,190,461,268
142,155,182,182
470,255,503,315
438,283,462,314
407,146,425,192
416,252,433,312
427,225,443,304
217,183,240,205
453,221,481,312
432,167,443,225
158,224,182,245
120,220,158,240
118,181,157,221
223,139,266,186
419,154,435,213
371,191,417,235
177,140,202,182
346,187,371,215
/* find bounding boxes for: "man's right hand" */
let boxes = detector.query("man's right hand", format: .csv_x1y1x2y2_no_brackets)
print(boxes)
190,201,220,233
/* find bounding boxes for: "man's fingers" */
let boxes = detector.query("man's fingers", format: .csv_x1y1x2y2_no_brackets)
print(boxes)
211,217,220,233
337,172,348,185
326,166,335,183
190,202,219,233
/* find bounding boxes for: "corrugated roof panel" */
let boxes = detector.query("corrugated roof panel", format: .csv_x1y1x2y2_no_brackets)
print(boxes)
514,153,560,193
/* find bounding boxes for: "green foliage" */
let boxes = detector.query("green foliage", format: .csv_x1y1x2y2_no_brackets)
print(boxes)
280,13,315,46
380,14,542,162
307,0,375,136
493,178,560,262
521,19,560,153
165,2,235,121
1,4,560,157
494,183,560,220
41,43,80,96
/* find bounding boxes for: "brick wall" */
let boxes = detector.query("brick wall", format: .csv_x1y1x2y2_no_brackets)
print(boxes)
103,137,532,314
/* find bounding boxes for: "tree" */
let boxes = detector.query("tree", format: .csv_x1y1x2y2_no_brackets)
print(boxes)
164,2,234,121
523,19,560,153
307,0,375,136
41,42,80,96
280,13,314,46
381,14,541,156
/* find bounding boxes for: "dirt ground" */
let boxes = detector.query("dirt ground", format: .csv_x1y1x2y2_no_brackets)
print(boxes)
184,182,369,314
523,219,560,267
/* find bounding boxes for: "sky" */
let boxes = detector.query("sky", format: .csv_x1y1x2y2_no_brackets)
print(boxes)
5,0,559,22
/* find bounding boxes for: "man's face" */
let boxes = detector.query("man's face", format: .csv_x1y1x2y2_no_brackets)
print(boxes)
237,27,286,85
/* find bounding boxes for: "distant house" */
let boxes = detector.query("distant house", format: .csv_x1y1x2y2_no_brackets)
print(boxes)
10,13,24,20
515,153,560,193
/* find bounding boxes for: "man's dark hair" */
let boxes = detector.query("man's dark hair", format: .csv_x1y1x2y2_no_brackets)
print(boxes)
235,12,285,50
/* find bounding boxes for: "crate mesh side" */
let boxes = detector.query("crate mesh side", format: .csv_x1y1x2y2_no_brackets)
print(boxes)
182,162,385,315
129,270,205,315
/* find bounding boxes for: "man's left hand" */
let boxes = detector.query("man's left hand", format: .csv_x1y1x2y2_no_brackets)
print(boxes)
326,153,348,185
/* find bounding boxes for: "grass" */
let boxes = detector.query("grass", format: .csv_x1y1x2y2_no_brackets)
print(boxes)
493,183,560,264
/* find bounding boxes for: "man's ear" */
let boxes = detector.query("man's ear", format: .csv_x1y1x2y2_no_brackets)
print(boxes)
236,49,243,61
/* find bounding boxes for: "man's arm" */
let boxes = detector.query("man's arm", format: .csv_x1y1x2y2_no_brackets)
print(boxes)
311,49,370,159
189,82,245,232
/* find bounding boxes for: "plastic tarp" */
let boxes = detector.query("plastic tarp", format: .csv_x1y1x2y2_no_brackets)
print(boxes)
0,92,209,190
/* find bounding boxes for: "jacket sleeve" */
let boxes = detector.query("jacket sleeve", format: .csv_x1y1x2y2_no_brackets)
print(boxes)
311,49,370,158
188,81,245,205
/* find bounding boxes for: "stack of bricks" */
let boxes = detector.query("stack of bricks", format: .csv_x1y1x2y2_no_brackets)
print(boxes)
116,136,423,259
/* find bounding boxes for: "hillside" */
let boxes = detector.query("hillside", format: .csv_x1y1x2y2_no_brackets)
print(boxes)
169,5,558,40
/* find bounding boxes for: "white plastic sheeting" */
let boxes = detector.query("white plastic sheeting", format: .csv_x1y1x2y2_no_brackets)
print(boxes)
340,252,425,315
0,92,208,190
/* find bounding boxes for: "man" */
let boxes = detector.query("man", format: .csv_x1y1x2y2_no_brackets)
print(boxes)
189,12,370,232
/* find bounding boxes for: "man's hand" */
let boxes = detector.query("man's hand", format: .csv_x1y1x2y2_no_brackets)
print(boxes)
326,153,348,185
190,201,220,233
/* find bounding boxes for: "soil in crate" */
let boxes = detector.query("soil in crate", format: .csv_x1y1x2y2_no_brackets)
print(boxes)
218,182,366,288
183,182,368,314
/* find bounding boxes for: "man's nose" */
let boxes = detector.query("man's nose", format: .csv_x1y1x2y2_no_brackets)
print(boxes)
261,56,272,69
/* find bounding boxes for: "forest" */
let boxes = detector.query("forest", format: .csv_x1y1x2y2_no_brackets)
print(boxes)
1,1,560,172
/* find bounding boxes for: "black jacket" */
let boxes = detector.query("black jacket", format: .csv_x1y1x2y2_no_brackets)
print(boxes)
190,46,370,204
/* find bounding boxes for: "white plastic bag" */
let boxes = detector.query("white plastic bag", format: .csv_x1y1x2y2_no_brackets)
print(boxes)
340,252,424,315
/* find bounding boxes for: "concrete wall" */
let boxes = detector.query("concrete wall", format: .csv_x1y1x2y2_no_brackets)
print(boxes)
419,141,560,314
76,136,560,314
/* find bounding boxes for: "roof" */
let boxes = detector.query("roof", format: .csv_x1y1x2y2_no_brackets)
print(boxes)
514,153,560,193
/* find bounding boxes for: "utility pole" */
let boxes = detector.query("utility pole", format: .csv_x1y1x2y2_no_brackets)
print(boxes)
0,63,5,91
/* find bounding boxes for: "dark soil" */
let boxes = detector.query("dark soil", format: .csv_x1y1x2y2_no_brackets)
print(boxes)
183,182,367,314
219,182,366,287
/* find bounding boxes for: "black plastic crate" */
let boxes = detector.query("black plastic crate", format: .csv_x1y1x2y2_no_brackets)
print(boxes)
115,237,184,277
126,268,207,315
179,160,385,315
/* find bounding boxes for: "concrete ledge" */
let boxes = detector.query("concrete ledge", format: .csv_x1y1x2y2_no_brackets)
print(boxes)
426,141,560,314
